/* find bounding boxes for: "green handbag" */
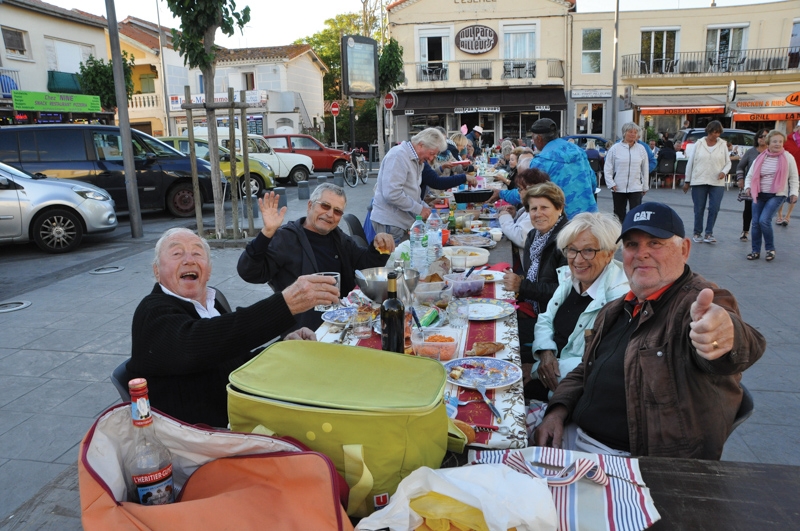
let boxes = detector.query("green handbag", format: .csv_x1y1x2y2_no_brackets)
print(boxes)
227,341,456,517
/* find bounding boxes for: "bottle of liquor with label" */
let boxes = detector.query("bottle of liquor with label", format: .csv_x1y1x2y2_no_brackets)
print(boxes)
124,378,175,505
381,272,405,353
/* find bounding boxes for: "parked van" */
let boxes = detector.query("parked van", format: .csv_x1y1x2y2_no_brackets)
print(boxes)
0,124,217,217
191,127,314,184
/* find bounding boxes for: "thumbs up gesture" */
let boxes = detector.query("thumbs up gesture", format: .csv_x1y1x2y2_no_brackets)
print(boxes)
689,288,734,360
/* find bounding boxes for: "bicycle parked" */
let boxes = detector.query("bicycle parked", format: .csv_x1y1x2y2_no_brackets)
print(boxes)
343,149,369,188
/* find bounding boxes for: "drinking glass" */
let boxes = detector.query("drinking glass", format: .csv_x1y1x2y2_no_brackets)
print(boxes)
448,299,469,328
314,272,340,312
451,255,467,274
353,308,374,339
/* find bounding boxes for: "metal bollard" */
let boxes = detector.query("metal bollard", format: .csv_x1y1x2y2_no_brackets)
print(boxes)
275,186,288,207
296,182,309,200
333,175,345,187
317,175,327,185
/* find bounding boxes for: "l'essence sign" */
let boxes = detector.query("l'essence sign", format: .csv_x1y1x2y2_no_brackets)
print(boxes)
456,25,498,55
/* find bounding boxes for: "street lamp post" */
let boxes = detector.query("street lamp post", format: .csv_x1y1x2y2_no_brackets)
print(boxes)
611,0,620,142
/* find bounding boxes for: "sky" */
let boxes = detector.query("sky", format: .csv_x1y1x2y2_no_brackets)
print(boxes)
45,0,778,49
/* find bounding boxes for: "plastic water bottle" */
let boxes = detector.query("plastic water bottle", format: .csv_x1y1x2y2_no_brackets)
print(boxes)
409,215,427,277
426,209,443,266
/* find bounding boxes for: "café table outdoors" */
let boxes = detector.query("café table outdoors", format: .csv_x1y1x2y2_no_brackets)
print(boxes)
315,238,529,451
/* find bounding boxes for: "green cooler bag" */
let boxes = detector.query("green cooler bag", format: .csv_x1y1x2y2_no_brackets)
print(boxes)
227,340,449,517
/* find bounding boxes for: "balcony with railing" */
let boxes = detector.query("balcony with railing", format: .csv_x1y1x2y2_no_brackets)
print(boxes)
130,93,161,110
406,58,564,89
1,68,21,99
622,47,800,78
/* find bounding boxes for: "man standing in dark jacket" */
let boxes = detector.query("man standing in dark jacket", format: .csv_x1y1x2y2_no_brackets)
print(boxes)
237,183,395,332
534,202,765,459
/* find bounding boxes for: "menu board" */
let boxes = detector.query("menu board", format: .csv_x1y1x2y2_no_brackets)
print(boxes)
341,35,378,99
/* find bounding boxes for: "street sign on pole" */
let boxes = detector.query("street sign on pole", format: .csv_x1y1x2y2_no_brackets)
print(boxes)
331,102,339,148
384,92,397,111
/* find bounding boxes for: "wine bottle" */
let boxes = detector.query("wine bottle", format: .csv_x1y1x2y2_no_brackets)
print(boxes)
123,378,175,505
381,272,405,353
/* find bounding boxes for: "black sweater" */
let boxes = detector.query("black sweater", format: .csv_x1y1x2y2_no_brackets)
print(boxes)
518,215,569,307
128,284,296,427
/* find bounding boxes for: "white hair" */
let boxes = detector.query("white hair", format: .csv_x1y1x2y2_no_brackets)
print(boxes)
153,228,209,269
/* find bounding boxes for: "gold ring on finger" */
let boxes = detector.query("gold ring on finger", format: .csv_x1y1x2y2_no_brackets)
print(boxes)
712,340,719,349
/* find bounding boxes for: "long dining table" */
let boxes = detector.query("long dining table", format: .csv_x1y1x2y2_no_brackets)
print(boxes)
315,243,529,450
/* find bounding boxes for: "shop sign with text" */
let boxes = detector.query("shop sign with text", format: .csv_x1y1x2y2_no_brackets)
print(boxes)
454,107,500,114
456,25,498,55
12,91,101,113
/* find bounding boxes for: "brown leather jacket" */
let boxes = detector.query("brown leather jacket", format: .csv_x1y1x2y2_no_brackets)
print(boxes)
548,267,765,459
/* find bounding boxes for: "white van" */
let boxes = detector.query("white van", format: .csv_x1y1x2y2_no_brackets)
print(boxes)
190,127,314,184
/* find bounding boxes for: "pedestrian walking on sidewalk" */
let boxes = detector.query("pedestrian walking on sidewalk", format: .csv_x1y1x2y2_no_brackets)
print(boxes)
735,128,769,241
743,130,799,262
604,122,649,222
682,121,731,244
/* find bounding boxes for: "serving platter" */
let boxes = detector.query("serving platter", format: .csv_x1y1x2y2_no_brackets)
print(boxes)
448,234,495,248
321,307,357,325
444,357,522,389
441,246,490,267
467,298,515,321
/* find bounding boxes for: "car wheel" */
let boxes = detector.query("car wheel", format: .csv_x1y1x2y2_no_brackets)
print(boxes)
239,174,265,197
289,166,309,184
332,160,346,174
32,208,84,253
166,182,197,217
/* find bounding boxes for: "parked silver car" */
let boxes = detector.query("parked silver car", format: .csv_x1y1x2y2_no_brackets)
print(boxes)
0,161,117,253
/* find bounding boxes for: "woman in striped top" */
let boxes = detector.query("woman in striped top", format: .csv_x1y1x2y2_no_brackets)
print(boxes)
743,130,799,261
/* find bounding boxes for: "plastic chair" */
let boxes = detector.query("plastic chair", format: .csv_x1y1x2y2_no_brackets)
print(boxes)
653,158,676,189
110,286,233,403
731,384,754,432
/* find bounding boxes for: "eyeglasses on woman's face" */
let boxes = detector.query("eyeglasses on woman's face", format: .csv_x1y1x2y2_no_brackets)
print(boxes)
313,200,344,217
563,247,602,260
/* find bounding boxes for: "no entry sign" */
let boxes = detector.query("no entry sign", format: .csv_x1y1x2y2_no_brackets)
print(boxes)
330,102,340,116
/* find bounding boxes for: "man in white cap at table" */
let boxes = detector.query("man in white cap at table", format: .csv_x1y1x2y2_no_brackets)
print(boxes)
534,202,765,459
466,125,483,154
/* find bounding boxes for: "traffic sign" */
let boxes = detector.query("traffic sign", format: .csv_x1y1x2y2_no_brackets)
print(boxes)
331,102,340,116
384,92,397,111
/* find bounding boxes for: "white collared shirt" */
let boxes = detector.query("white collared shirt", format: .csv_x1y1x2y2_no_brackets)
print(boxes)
160,284,221,318
571,274,601,299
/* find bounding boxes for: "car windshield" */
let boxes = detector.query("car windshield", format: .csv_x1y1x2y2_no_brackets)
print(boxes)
137,132,185,157
0,160,35,180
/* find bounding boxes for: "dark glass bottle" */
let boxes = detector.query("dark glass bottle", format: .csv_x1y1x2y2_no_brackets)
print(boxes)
381,272,405,353
123,378,175,505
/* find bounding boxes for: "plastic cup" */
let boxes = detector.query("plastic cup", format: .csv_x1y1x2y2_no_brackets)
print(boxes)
314,272,340,312
448,299,469,328
451,255,467,274
353,308,373,339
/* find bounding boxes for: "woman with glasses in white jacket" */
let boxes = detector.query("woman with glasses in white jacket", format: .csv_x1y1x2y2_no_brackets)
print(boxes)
604,122,649,222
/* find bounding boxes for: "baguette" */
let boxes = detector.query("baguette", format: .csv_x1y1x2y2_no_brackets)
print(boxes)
452,419,476,444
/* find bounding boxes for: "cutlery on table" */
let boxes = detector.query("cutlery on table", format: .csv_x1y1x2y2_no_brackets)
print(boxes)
333,324,351,344
476,383,502,422
472,424,510,435
453,398,484,406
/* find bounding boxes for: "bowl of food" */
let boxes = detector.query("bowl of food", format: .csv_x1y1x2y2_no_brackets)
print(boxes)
444,272,485,298
411,328,459,361
414,282,453,309
355,267,420,303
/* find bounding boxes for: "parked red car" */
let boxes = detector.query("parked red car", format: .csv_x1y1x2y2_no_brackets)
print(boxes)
263,134,349,173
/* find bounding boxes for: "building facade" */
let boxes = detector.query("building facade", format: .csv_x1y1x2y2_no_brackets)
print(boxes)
0,0,110,124
386,0,800,145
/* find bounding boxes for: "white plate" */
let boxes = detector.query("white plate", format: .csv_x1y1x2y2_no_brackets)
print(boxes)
467,299,515,321
444,357,522,389
442,246,490,267
475,270,505,283
321,307,357,325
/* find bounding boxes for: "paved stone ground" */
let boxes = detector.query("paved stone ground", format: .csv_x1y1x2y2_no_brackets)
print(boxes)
0,182,798,530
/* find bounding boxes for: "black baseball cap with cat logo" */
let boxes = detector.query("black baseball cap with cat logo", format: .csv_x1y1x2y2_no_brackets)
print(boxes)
617,202,685,242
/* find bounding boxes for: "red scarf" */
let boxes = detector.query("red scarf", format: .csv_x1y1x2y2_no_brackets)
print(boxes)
749,148,788,202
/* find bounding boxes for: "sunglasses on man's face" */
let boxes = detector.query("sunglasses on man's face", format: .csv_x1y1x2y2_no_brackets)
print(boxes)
313,200,344,217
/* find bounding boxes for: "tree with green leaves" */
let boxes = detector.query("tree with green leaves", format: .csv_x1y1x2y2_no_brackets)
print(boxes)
78,52,135,111
296,13,361,103
165,0,251,237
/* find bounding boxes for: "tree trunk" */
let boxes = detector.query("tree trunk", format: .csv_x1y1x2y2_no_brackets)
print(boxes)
202,26,225,237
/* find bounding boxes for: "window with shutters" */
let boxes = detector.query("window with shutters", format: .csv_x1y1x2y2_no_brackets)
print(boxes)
2,27,31,59
44,38,94,73
140,74,156,94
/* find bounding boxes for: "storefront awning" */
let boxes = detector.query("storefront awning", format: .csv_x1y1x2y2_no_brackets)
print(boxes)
731,91,800,121
393,88,567,115
733,111,800,121
46,71,83,95
633,94,727,115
